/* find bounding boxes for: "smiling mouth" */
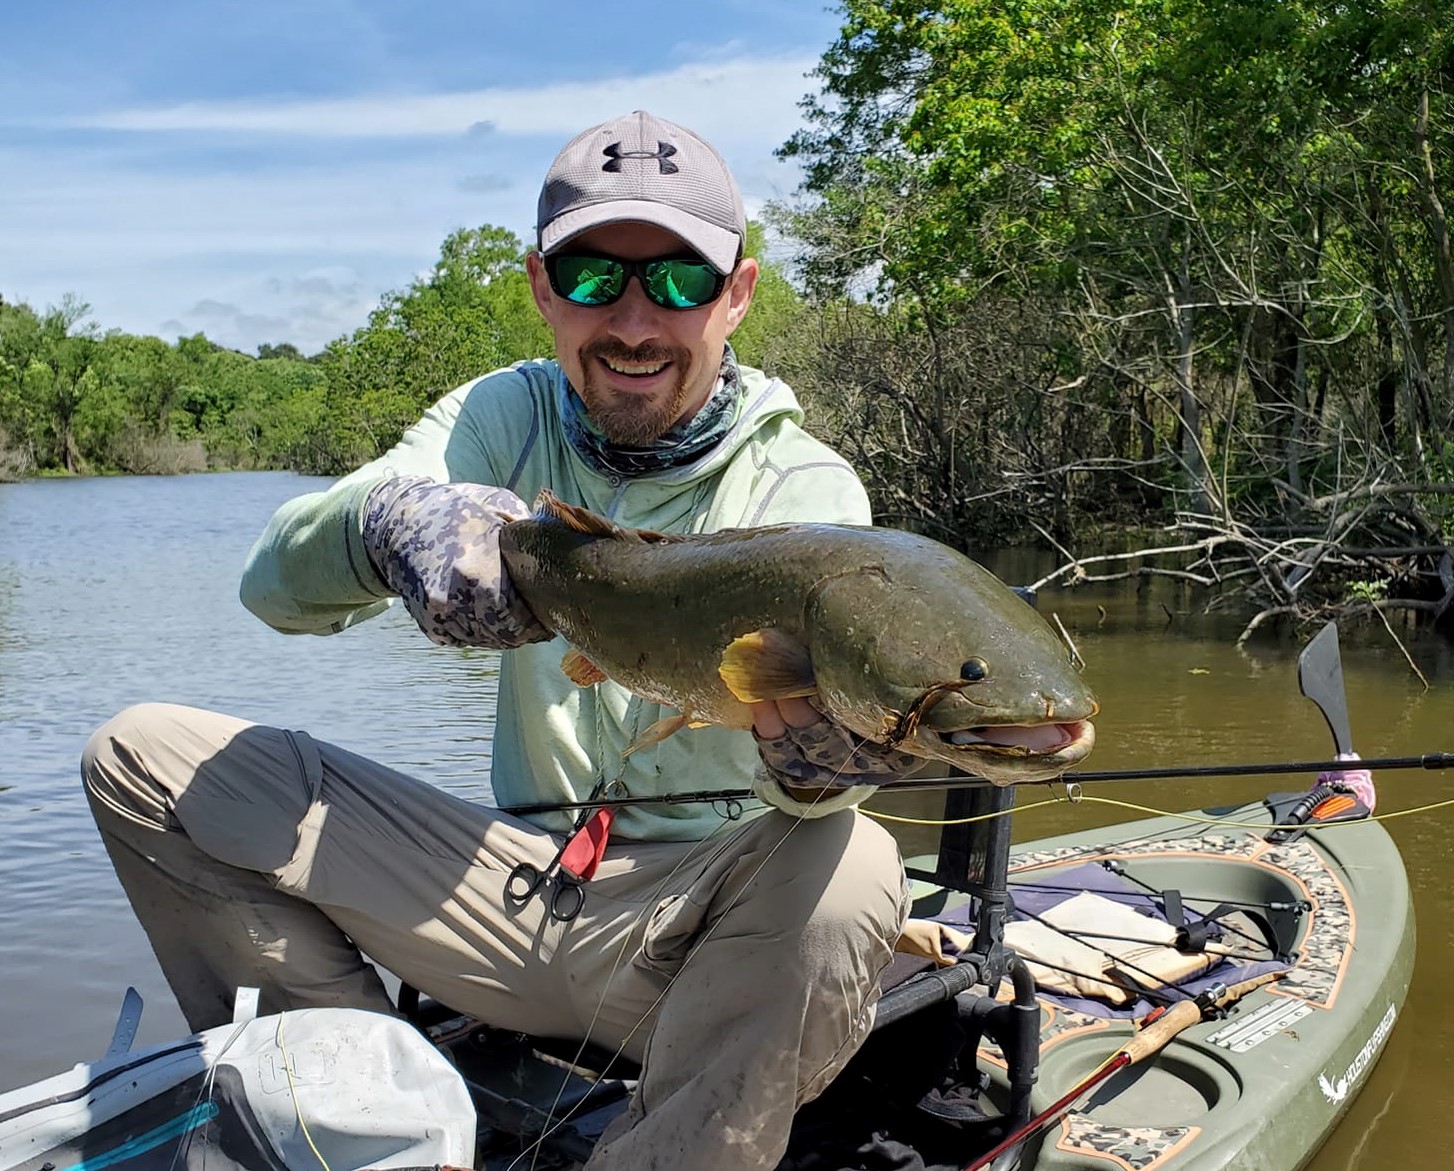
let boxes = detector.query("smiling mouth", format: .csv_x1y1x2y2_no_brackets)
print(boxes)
600,356,670,378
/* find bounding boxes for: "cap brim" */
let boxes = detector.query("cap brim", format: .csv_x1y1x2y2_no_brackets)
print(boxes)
540,199,741,274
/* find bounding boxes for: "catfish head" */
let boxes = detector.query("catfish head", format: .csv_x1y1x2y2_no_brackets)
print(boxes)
800,538,1097,785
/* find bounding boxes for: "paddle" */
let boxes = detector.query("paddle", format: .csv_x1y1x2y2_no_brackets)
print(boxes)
960,969,1286,1171
1298,622,1353,756
1266,621,1371,841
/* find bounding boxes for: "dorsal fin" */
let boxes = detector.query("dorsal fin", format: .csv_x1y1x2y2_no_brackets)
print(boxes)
533,489,685,544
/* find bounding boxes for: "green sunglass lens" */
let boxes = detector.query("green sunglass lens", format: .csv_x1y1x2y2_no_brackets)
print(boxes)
645,261,721,309
555,256,626,305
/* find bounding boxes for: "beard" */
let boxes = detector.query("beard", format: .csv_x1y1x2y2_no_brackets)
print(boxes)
577,340,696,446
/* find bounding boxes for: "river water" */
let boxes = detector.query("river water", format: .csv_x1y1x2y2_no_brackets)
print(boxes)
2,471,1451,1167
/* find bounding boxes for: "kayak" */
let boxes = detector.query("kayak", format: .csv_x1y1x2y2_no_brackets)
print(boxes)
0,626,1411,1171
0,791,1409,1171
905,798,1413,1171
437,786,1410,1171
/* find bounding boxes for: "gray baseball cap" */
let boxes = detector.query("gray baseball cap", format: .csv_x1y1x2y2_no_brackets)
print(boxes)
536,110,746,274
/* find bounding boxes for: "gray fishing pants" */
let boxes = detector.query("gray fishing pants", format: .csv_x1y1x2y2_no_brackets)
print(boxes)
82,702,909,1171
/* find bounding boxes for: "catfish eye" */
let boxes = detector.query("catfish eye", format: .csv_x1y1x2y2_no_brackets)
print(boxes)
960,657,989,683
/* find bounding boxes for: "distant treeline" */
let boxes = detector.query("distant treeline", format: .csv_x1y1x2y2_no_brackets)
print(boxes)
4,2,1453,633
0,222,801,481
0,226,548,480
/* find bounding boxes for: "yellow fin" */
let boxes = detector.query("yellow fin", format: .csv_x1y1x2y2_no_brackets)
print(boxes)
622,712,708,757
533,489,682,545
718,629,817,703
561,649,610,687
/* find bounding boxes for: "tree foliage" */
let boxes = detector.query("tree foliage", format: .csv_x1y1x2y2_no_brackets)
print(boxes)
773,0,1454,629
0,221,812,481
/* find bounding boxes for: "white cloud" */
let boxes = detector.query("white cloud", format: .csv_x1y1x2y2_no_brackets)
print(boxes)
2,54,823,353
48,57,819,149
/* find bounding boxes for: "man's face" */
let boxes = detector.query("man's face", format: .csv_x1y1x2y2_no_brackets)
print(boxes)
527,222,758,445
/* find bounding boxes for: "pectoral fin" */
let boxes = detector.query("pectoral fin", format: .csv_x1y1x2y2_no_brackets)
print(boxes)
623,712,713,757
718,629,817,703
562,649,610,687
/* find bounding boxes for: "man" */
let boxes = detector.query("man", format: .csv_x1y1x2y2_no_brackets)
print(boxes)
82,111,913,1171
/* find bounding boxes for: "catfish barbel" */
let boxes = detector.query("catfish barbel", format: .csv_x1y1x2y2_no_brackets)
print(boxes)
499,492,1097,785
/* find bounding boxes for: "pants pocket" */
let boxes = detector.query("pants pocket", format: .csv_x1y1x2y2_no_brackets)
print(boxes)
637,891,709,976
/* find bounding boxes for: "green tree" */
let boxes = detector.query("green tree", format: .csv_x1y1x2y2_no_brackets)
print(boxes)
317,226,552,471
780,0,1454,526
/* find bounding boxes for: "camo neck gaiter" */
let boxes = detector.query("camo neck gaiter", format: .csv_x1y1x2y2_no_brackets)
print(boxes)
558,344,745,479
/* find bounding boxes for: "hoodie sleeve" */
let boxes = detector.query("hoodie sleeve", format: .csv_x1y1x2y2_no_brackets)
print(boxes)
239,369,527,634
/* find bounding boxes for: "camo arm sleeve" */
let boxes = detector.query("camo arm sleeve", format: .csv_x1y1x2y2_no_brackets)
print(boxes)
752,716,921,818
361,476,552,649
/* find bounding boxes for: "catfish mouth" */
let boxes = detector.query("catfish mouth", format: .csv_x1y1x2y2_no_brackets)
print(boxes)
941,719,1093,756
884,680,1096,779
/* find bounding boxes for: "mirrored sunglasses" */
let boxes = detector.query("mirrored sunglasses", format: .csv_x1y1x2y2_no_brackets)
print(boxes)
545,253,728,310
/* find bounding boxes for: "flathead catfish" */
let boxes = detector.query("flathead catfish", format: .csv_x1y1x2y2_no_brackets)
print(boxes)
499,492,1097,785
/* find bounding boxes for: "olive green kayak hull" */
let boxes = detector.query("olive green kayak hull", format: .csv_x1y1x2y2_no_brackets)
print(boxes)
906,799,1413,1171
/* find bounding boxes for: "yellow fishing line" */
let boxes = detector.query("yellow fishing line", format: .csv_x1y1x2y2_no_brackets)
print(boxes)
276,1012,333,1171
863,791,1454,830
864,798,1063,826
1362,797,1454,821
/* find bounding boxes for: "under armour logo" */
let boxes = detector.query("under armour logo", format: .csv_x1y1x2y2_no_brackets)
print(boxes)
602,141,679,174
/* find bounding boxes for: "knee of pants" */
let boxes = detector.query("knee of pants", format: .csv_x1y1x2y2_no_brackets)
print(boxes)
761,810,908,953
82,701,194,830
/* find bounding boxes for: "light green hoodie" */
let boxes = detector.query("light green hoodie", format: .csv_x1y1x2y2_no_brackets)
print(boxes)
240,359,871,840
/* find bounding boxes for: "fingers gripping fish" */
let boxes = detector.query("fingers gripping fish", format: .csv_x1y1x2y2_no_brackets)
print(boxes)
499,492,1098,785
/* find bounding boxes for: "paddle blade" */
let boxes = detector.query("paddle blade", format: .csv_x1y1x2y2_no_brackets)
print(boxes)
1298,622,1353,756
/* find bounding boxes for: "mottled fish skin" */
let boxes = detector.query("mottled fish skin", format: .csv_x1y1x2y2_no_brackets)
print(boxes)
499,499,1097,784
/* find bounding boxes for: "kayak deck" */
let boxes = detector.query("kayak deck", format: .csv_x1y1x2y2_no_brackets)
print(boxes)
902,799,1414,1171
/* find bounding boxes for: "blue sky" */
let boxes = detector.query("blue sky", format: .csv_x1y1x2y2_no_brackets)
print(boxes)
2,1,845,354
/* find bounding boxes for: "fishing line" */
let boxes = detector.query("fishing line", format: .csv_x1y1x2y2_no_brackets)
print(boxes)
502,753,1454,817
166,1010,252,1171
512,728,891,1170
1074,794,1454,829
276,1012,332,1171
864,798,1064,827
508,793,743,1170
507,806,821,1171
510,741,863,1169
513,812,743,1171
865,792,1454,832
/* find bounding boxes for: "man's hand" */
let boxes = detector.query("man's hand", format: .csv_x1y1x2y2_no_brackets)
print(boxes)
751,697,919,803
362,476,552,649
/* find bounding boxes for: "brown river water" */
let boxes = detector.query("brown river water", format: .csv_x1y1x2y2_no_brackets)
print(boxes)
2,471,1451,1168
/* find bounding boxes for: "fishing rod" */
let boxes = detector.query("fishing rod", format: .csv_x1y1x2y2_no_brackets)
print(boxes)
499,751,1454,817
960,968,1287,1171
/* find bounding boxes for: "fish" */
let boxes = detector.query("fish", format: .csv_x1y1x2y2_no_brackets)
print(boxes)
498,492,1098,785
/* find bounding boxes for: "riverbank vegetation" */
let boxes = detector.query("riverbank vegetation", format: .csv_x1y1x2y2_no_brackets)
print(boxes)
4,0,1451,639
